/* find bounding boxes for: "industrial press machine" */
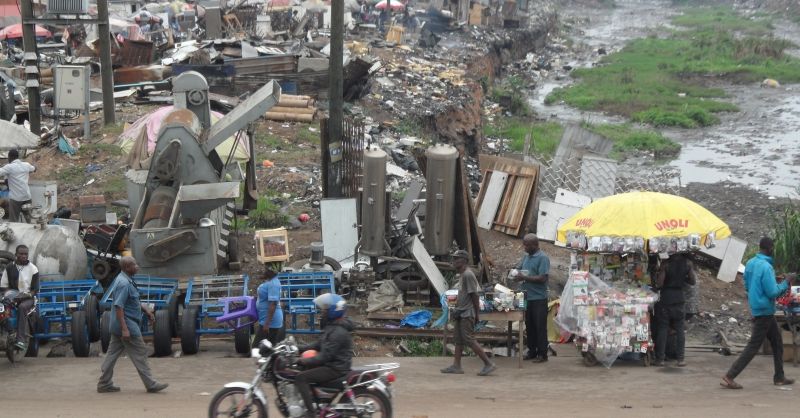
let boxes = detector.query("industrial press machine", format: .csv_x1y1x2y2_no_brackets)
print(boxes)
128,71,281,277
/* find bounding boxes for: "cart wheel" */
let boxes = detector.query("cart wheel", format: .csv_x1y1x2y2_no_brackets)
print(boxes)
234,325,251,355
181,307,200,355
167,296,180,338
71,310,90,357
642,351,652,367
153,310,173,357
25,312,41,357
84,294,101,343
582,352,599,367
100,310,111,353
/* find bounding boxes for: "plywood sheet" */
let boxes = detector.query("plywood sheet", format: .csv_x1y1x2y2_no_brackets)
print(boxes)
718,237,747,283
477,171,508,230
536,200,582,243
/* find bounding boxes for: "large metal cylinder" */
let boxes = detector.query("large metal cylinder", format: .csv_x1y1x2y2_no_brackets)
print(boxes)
143,186,178,229
424,144,458,255
360,147,387,257
0,223,87,280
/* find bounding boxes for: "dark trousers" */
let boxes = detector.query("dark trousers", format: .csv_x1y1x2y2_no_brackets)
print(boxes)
726,315,785,382
525,299,548,359
295,366,344,413
251,325,285,349
655,303,685,361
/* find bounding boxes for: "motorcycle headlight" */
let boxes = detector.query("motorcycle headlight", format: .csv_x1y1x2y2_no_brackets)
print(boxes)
258,339,274,357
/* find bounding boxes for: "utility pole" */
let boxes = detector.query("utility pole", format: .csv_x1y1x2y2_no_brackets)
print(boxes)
20,0,41,134
326,0,344,198
97,0,116,125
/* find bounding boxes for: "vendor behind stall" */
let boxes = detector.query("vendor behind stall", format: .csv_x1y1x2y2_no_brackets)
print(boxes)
654,253,696,367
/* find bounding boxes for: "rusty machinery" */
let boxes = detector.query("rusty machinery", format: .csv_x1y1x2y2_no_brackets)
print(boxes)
127,71,281,277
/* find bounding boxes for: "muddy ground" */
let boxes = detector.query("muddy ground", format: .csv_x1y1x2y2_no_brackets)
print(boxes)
3,340,799,417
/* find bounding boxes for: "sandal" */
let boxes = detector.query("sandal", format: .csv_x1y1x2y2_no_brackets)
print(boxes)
440,365,464,374
720,376,743,390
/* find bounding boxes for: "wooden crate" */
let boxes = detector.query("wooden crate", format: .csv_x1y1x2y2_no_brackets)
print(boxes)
255,228,290,263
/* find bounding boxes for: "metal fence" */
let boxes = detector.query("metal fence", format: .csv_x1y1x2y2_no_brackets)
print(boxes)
321,116,365,198
533,152,682,201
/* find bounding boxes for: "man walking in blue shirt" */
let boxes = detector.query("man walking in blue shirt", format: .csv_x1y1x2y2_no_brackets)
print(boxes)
97,256,168,394
514,234,550,363
721,237,795,389
253,269,284,348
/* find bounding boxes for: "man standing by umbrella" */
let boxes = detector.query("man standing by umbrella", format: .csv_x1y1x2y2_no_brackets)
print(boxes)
654,253,696,367
721,237,795,389
515,234,550,363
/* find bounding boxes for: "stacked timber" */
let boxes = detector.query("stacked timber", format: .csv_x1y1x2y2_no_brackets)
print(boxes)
266,94,317,122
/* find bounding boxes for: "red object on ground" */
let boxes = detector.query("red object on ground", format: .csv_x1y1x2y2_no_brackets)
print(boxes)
298,213,310,223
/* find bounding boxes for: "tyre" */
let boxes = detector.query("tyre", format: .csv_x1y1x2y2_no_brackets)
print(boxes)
290,256,342,272
167,296,180,338
581,352,599,367
71,310,90,357
153,310,173,357
234,325,251,355
208,386,267,418
392,270,428,291
181,307,200,355
5,335,23,363
25,312,41,357
352,387,392,418
84,294,101,342
100,310,111,353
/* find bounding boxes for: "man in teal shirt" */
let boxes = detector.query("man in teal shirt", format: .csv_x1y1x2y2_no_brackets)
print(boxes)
515,234,550,363
253,269,285,348
721,237,795,389
98,256,168,394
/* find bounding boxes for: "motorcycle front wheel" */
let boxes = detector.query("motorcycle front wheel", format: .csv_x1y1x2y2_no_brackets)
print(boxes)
350,387,392,418
208,387,268,418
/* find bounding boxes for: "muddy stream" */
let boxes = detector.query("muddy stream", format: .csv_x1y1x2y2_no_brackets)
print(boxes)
529,0,800,200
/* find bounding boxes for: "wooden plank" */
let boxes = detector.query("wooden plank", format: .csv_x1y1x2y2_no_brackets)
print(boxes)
454,156,473,264
411,237,448,296
395,180,423,221
477,171,508,230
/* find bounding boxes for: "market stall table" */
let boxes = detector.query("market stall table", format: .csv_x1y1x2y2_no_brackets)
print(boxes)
442,310,525,368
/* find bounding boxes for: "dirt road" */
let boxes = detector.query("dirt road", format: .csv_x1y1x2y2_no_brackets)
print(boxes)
1,341,796,417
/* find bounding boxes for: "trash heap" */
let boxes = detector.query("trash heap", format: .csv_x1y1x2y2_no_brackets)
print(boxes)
556,271,659,368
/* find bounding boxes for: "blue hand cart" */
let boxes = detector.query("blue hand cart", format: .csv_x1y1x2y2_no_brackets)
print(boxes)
33,277,97,357
181,274,252,355
278,271,335,335
95,275,180,356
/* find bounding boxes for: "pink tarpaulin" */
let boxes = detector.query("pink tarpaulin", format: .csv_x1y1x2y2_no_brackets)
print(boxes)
117,106,250,162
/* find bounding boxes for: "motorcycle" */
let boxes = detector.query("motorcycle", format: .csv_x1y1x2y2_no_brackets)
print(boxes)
209,336,398,418
0,290,38,363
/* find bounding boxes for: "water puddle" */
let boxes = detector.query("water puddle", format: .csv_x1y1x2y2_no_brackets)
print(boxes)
529,0,800,198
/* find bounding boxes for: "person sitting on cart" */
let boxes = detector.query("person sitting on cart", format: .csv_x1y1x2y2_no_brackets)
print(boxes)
654,253,696,367
0,244,38,350
295,294,354,418
253,268,284,349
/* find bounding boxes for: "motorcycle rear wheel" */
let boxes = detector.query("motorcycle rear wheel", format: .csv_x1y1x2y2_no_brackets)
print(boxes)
208,386,267,418
349,387,392,418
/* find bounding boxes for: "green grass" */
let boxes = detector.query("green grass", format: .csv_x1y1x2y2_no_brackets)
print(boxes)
59,165,86,185
772,207,800,273
583,123,681,159
546,7,800,128
484,119,564,157
296,127,319,144
400,338,444,357
255,132,284,149
247,196,288,229
491,75,530,116
104,174,127,196
672,6,774,35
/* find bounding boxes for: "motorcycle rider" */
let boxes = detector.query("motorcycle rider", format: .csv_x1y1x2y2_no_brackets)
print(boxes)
0,245,38,350
295,293,354,418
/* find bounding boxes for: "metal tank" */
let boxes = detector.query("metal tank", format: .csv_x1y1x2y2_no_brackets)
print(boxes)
358,147,387,257
424,144,458,255
0,223,87,280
